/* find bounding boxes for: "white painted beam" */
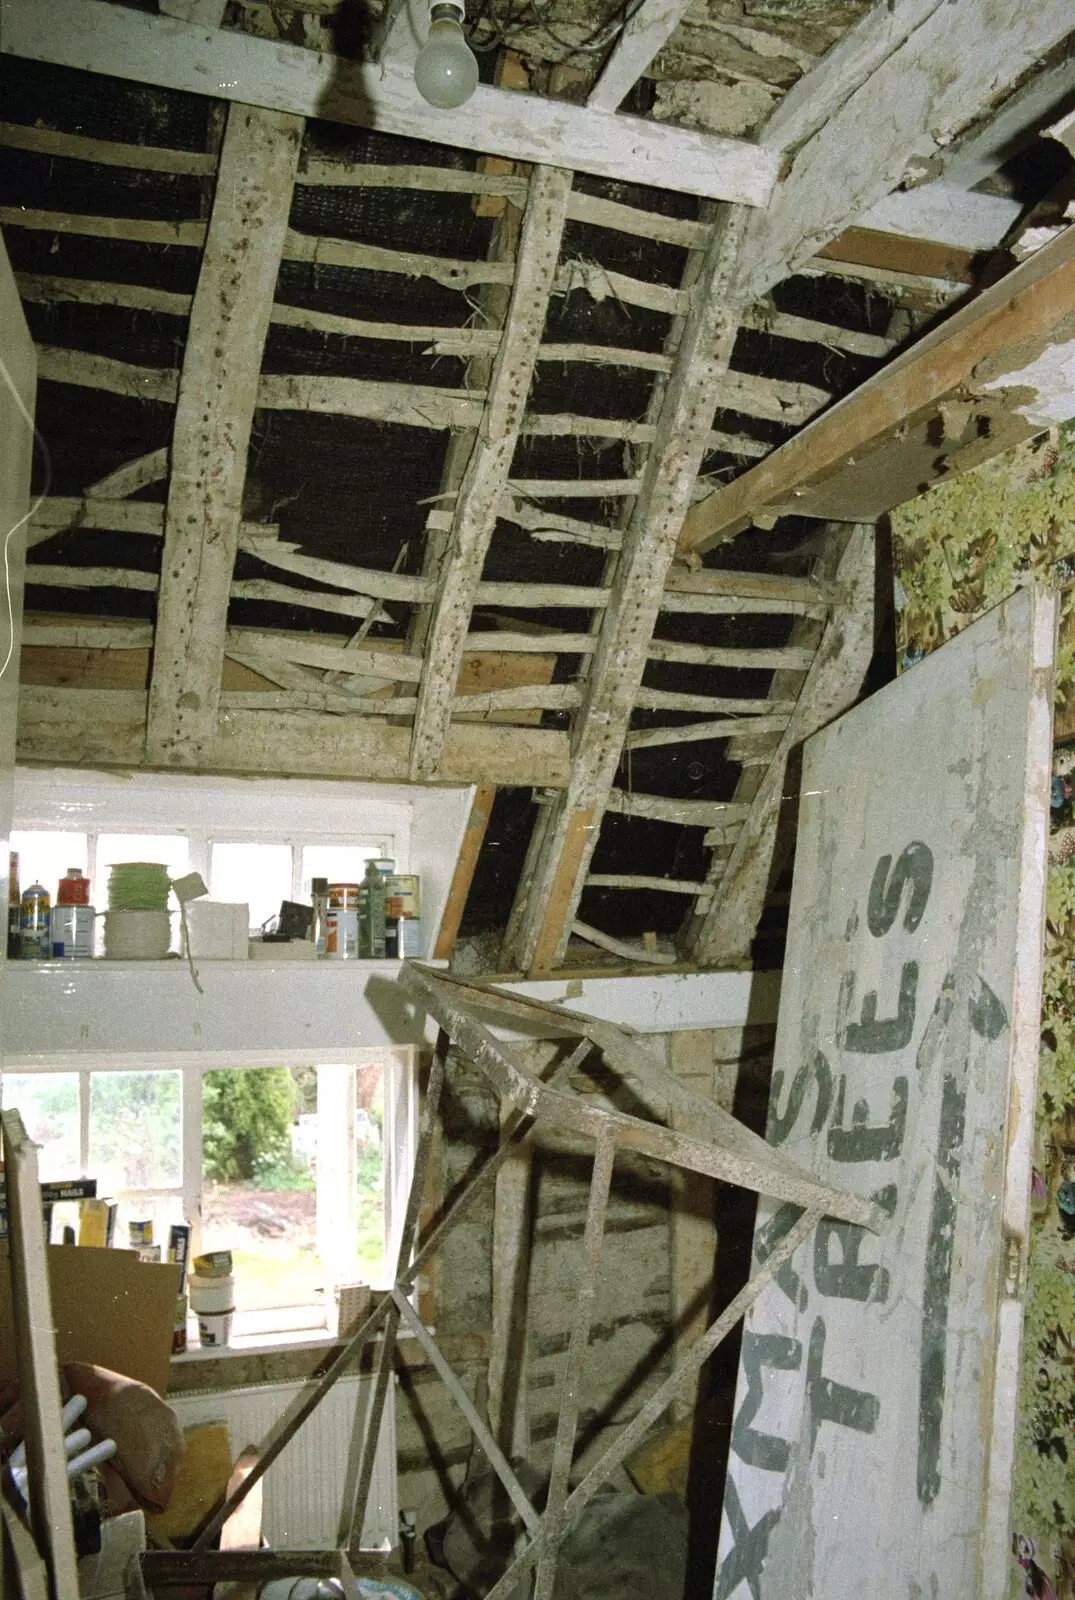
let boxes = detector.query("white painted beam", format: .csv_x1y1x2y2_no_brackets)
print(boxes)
859,182,1021,253
760,0,945,156
159,0,225,24
0,0,780,206
587,0,692,113
370,0,424,65
742,0,1075,301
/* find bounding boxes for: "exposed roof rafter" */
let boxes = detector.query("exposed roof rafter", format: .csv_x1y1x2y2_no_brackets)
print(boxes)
146,103,303,766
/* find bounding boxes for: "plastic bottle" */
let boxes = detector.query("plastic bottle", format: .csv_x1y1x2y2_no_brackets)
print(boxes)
359,857,386,959
20,882,51,959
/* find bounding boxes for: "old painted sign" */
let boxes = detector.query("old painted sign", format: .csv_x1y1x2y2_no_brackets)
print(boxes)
715,585,1056,1600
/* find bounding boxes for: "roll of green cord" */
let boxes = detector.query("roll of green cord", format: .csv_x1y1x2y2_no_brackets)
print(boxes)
108,862,172,911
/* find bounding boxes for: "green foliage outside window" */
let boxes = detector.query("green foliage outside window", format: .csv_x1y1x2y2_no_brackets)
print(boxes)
203,1067,296,1182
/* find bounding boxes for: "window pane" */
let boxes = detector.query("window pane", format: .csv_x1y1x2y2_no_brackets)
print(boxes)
1,1073,80,1179
9,832,88,904
89,1071,181,1189
201,1066,324,1315
300,846,379,900
211,843,292,933
356,1063,385,1282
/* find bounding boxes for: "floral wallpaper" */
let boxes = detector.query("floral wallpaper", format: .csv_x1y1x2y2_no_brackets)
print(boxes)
891,423,1075,1599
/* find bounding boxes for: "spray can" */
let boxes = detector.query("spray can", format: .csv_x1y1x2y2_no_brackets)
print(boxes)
20,882,51,959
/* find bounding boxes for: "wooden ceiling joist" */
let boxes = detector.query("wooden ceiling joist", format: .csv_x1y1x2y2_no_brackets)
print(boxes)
0,0,781,206
145,103,303,767
679,219,1075,554
503,203,752,975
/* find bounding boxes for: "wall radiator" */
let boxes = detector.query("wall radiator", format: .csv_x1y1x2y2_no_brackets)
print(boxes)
169,1374,397,1551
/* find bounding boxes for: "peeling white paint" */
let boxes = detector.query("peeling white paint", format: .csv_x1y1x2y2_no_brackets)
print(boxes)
981,337,1075,428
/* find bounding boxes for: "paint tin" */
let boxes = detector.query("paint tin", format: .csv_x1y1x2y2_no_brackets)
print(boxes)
197,1309,233,1348
325,909,358,958
387,875,420,921
399,918,423,958
325,885,360,959
50,904,95,960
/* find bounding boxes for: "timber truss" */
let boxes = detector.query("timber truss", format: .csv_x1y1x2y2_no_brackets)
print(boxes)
138,967,879,1600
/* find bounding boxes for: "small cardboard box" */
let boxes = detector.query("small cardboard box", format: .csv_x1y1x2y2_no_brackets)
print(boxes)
0,1243,181,1396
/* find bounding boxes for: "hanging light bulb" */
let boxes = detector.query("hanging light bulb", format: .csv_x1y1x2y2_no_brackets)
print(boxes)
414,0,479,109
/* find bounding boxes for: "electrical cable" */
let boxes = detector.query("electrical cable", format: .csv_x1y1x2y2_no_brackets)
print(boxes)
479,0,649,61
0,345,51,685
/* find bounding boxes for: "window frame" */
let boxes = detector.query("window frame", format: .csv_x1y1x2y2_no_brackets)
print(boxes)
1,1045,418,1340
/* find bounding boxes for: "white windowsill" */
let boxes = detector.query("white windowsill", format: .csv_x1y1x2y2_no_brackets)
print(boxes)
172,1316,412,1364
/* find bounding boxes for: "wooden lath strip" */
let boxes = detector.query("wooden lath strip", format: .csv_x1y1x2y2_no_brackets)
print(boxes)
27,564,158,591
586,873,714,899
0,117,715,250
29,500,825,619
408,167,574,781
86,448,169,500
299,159,529,204
604,791,749,827
146,105,304,766
0,117,218,173
29,344,789,454
507,478,642,498
9,209,687,319
624,712,791,751
281,227,515,291
18,617,811,707
18,269,893,363
35,346,178,402
0,205,205,246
